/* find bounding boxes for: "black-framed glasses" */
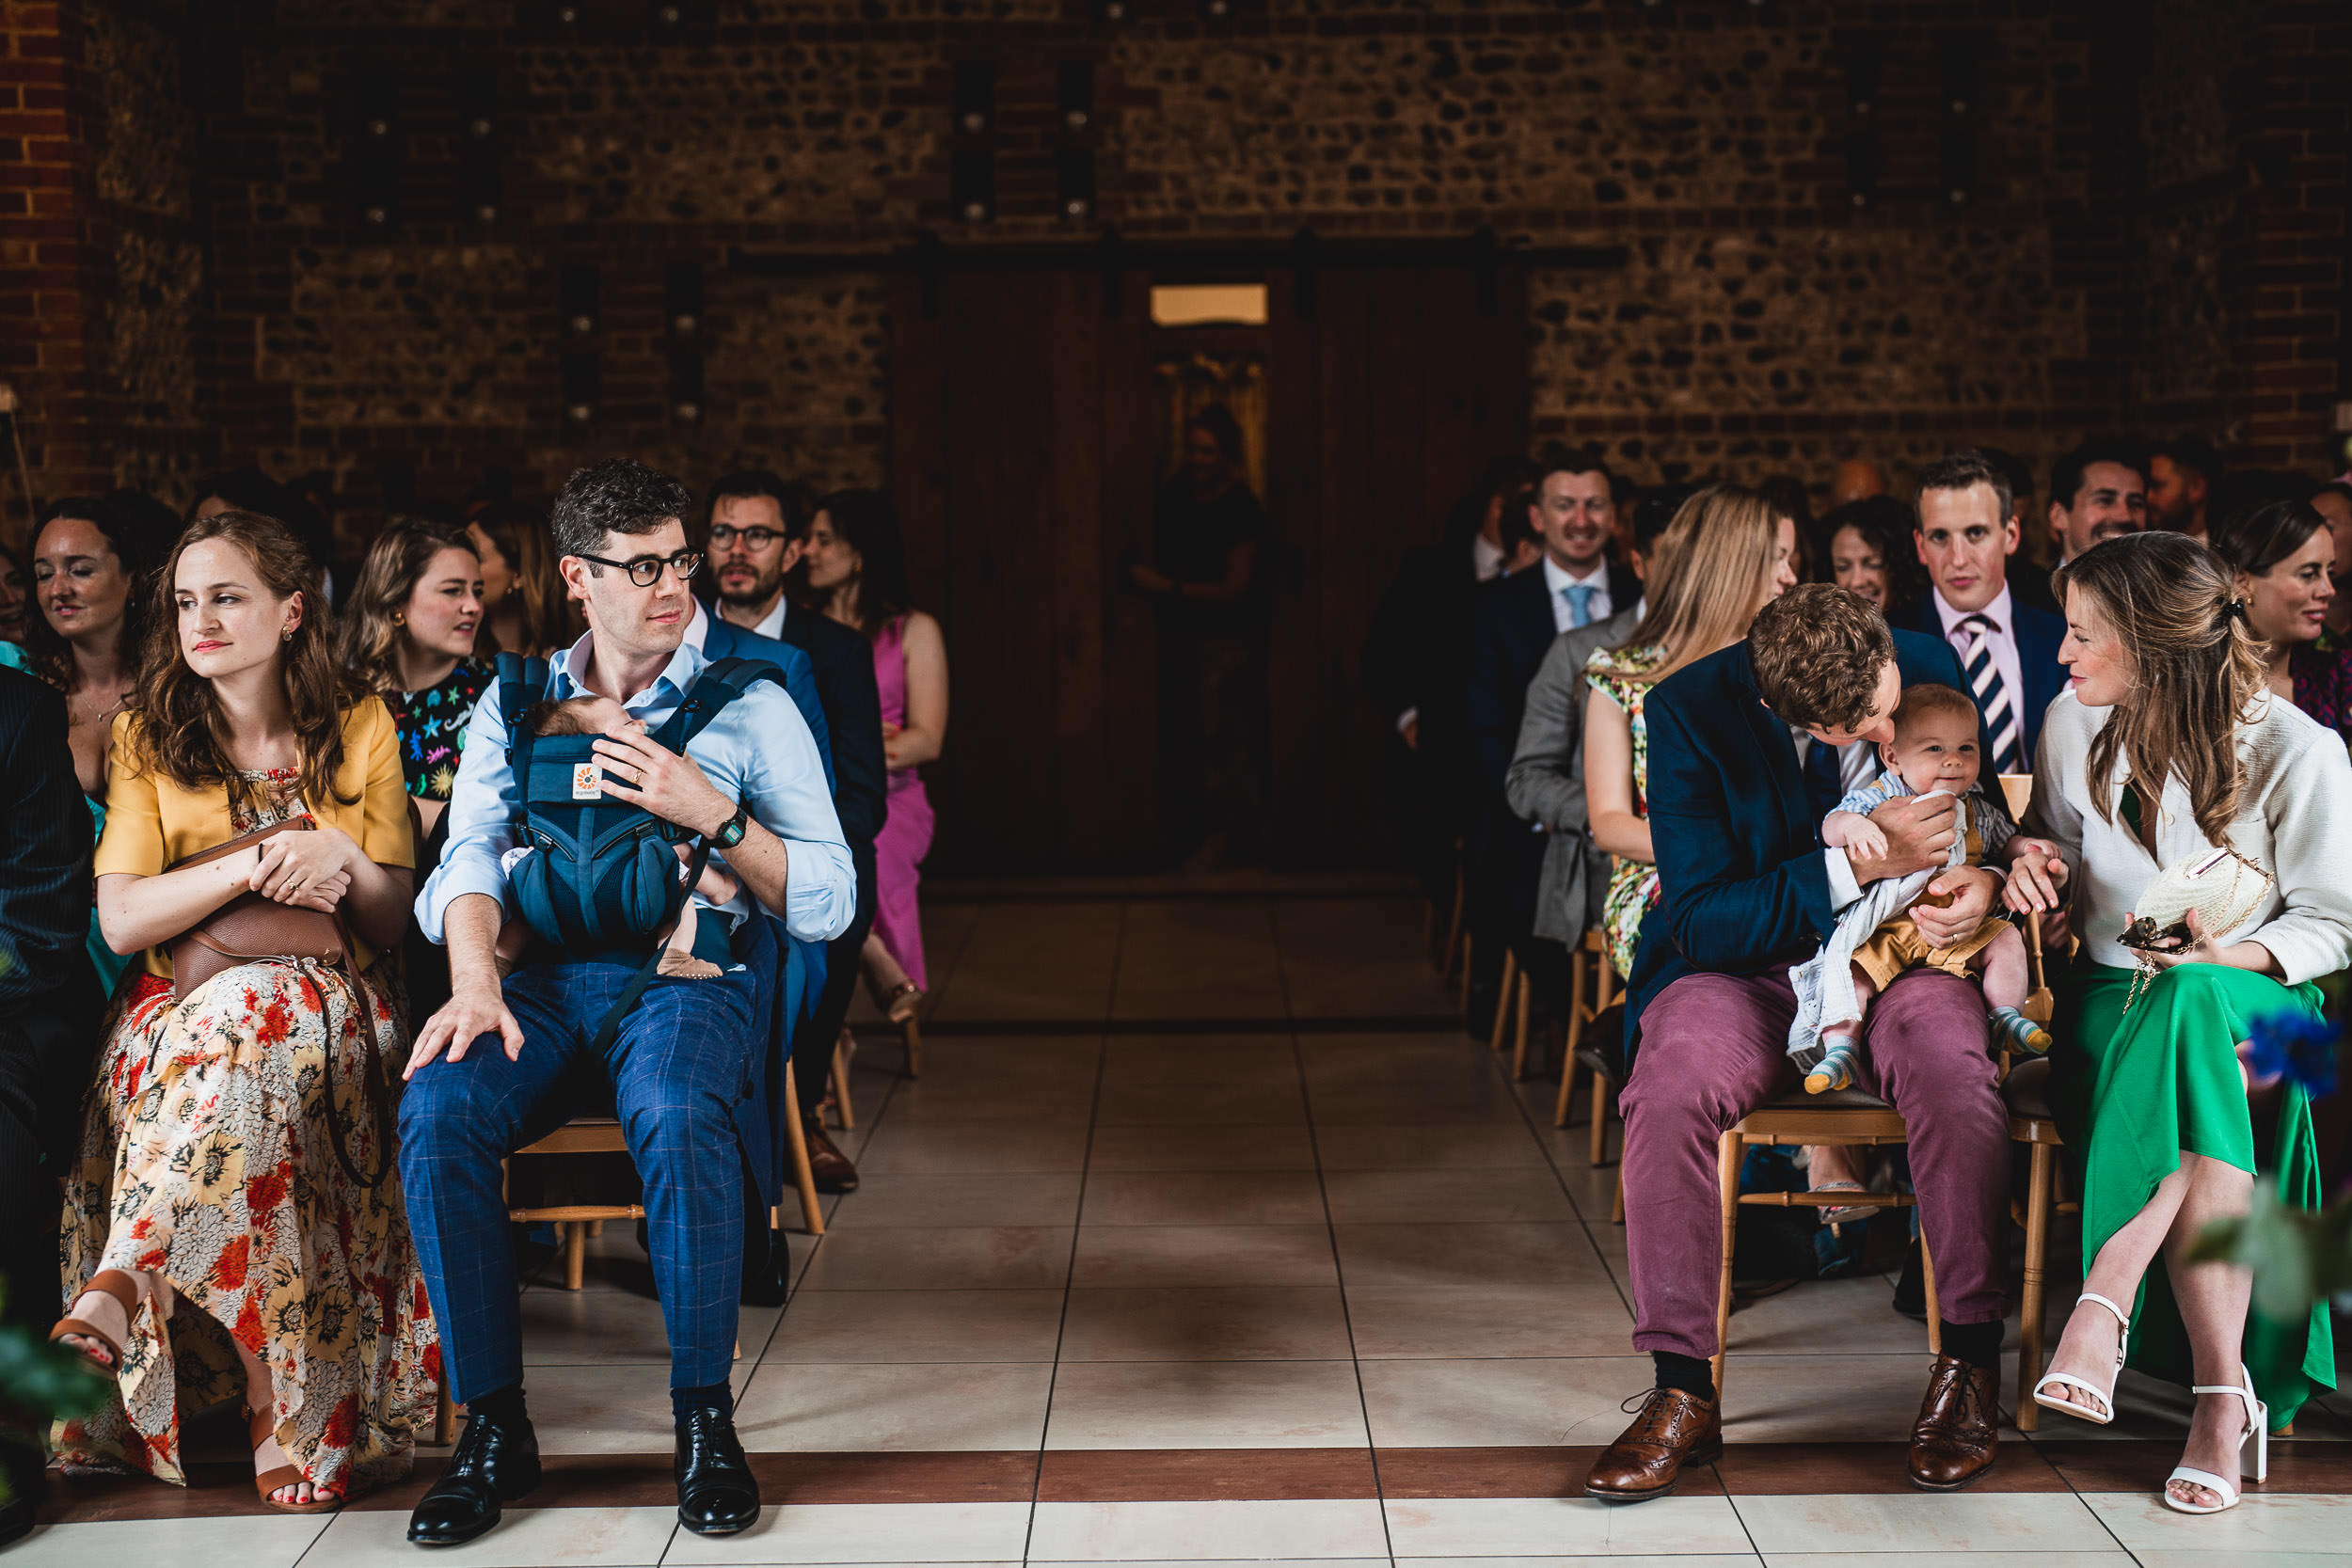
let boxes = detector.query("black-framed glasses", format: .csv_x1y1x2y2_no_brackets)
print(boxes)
707,524,782,549
577,549,704,588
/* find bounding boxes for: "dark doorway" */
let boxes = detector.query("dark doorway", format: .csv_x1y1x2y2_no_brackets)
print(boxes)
891,262,1527,876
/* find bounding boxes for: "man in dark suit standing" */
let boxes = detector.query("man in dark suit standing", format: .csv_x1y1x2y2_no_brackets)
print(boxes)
1584,587,2046,1504
702,473,886,1201
1462,446,1640,1015
1895,451,2069,776
0,665,102,1542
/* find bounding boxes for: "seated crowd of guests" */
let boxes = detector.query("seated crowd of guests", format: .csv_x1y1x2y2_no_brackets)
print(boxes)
0,460,947,1544
1368,437,2352,1514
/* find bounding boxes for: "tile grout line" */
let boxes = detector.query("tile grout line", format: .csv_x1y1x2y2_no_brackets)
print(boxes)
1020,899,1122,1566
1274,899,1402,1568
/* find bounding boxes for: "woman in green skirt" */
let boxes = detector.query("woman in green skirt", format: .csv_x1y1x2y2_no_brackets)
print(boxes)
2008,531,2349,1516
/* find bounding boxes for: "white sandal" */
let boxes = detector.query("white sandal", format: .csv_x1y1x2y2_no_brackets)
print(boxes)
2032,1291,2131,1425
2163,1363,2267,1515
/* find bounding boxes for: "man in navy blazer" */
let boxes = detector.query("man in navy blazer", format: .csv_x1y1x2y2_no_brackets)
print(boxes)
1895,451,2068,775
1462,447,1640,1009
1586,586,2048,1505
698,473,888,1207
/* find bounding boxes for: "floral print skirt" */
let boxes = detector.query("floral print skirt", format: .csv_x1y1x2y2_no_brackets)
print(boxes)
55,959,438,1497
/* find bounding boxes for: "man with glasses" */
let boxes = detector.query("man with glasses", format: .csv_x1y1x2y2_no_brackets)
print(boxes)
700,472,885,1196
401,458,856,1547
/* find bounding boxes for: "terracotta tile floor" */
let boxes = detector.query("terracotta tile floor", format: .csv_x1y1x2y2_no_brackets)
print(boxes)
28,881,2350,1565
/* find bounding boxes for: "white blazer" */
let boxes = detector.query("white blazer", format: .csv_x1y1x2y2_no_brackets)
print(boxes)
2024,689,2352,984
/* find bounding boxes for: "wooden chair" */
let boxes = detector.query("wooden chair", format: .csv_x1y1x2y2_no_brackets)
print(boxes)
1439,842,1468,985
1713,1089,1940,1401
1551,928,1617,1143
434,1058,830,1444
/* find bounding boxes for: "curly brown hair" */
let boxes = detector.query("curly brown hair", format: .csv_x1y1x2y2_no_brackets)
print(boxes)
1748,583,1898,733
342,519,478,694
127,509,362,809
2057,531,2265,847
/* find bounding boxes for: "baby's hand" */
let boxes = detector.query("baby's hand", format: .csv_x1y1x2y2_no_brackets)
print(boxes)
1822,810,1887,859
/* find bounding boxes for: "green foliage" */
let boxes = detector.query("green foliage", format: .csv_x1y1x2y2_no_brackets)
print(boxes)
2187,1186,2352,1324
0,1278,113,1507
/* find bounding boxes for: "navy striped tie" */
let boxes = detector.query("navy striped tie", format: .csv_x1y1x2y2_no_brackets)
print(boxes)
1957,611,2022,774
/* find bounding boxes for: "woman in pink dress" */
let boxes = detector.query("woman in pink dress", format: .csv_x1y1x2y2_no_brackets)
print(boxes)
803,490,948,1013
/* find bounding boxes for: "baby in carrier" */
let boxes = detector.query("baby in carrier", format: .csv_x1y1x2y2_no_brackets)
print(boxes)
1792,683,2050,1093
495,692,739,979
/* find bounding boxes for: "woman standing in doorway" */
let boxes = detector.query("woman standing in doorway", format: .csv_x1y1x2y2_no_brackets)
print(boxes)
803,490,948,1019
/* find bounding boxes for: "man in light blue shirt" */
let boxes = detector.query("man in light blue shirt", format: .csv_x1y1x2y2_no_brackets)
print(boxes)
400,459,852,1549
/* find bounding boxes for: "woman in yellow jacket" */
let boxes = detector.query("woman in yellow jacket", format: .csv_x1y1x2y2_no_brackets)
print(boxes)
50,510,434,1513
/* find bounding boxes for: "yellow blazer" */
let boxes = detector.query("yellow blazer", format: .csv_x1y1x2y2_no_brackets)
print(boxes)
95,697,417,977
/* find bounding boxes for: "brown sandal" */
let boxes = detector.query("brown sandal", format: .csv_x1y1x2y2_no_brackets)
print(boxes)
248,1404,341,1514
49,1269,141,1370
884,980,924,1023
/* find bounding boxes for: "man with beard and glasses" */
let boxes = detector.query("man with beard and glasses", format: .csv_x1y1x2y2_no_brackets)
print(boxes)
701,471,885,1198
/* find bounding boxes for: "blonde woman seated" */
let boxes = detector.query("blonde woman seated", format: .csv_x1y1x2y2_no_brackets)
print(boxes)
51,511,434,1513
2008,531,2350,1515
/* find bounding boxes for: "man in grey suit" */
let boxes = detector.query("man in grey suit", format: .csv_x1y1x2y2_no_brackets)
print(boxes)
1504,487,1688,963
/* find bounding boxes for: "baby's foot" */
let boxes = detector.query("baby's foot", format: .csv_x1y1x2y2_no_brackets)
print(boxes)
1991,1006,2052,1054
1807,1037,1859,1094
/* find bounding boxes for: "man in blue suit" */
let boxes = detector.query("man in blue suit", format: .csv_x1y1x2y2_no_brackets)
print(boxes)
1896,451,2068,776
1584,585,2048,1505
1462,446,1641,1019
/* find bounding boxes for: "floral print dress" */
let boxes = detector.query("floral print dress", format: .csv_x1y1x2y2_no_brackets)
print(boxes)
56,769,436,1497
1586,643,1667,980
386,657,492,801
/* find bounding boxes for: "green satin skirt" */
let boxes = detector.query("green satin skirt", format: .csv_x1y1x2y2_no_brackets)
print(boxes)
2049,961,2335,1432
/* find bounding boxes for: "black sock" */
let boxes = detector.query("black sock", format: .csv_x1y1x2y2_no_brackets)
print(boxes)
671,1380,733,1421
1652,1351,1716,1403
1939,1319,2002,1370
467,1384,528,1426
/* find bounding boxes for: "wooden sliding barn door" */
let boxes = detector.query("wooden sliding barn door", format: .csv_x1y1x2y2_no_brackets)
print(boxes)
892,269,1162,875
891,260,1525,875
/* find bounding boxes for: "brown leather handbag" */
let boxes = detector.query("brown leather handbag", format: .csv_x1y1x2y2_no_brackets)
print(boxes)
167,816,394,1189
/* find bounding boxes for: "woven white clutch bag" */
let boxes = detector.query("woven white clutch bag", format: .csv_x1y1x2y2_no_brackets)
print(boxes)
2121,846,2274,953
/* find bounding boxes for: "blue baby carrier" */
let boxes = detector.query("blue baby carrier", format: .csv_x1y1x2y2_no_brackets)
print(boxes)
496,650,785,1049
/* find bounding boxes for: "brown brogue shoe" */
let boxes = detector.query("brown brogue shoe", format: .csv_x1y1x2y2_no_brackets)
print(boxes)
1583,1387,1723,1503
1910,1354,1999,1491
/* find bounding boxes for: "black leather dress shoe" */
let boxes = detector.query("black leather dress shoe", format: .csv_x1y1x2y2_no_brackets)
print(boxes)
408,1405,542,1547
675,1406,760,1536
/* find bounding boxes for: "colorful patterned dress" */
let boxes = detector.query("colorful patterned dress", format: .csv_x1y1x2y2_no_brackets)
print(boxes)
386,657,493,801
2289,632,2352,752
1585,643,1666,980
56,768,435,1497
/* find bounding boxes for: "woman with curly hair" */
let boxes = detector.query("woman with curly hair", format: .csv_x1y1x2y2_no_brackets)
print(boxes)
1820,495,1925,617
342,521,490,834
52,510,433,1513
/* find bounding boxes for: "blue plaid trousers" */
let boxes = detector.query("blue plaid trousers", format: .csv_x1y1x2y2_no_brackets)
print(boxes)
399,958,759,1402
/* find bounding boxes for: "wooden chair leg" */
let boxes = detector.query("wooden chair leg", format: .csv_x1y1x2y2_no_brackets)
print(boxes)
1553,1056,1580,1128
434,1382,457,1446
782,1060,826,1236
564,1219,588,1291
902,1014,923,1079
1509,970,1534,1080
1611,1164,1625,1225
1489,949,1518,1053
1588,1070,1610,1166
832,1034,855,1130
1441,863,1466,983
588,1219,604,1238
2017,1141,2053,1432
1595,951,1616,1014
1922,1236,1941,1356
1458,932,1474,1019
1711,1128,1741,1402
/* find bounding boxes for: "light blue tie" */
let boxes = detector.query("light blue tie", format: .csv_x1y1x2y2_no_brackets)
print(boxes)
1560,583,1599,628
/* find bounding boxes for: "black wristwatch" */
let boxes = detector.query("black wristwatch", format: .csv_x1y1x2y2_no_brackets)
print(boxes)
713,803,750,849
